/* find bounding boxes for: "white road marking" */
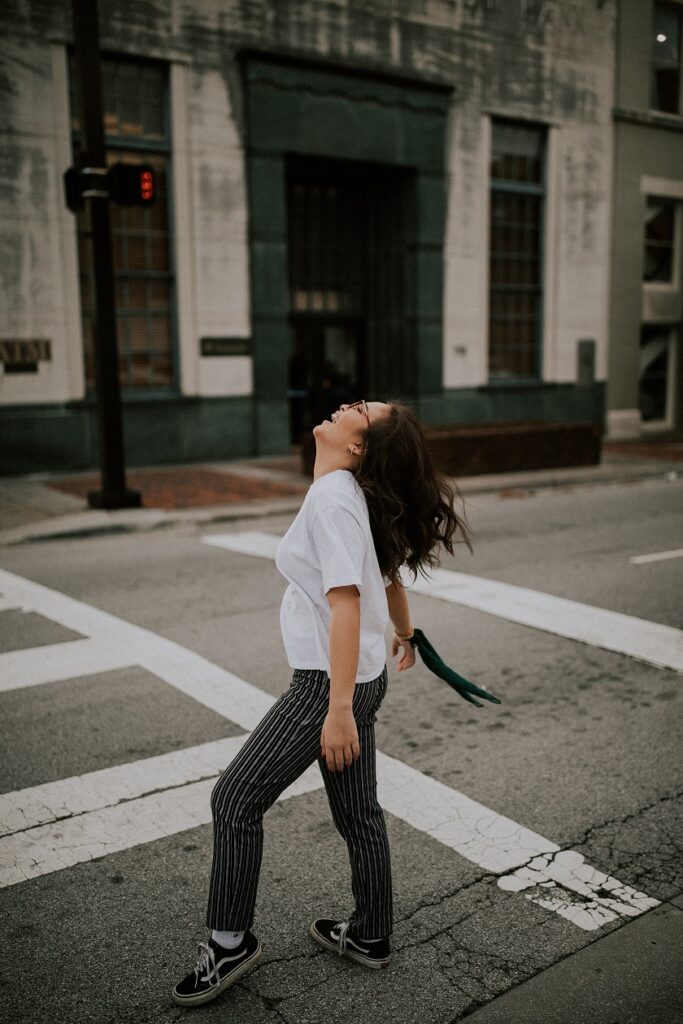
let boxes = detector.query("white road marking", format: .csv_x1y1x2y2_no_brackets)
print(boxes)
204,532,683,674
629,547,683,564
203,531,281,559
0,569,660,929
0,569,272,727
0,736,249,837
0,759,327,889
0,638,135,693
497,850,658,930
408,567,683,674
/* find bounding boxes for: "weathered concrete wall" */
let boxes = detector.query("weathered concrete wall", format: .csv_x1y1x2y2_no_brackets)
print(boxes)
0,19,83,406
608,0,683,437
0,0,615,418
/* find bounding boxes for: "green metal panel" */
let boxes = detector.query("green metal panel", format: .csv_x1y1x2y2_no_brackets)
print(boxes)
253,397,292,455
248,154,287,238
414,247,443,317
249,241,290,318
414,173,447,246
411,319,442,397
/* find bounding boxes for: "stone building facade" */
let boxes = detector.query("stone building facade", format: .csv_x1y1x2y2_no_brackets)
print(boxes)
1,0,617,472
608,0,683,439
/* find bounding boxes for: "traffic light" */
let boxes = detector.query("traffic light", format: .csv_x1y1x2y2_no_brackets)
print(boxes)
107,163,156,206
63,162,156,212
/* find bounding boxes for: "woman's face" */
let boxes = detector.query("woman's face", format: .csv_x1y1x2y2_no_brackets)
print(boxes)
313,400,390,453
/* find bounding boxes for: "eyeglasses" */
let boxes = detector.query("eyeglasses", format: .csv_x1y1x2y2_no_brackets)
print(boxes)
343,399,370,425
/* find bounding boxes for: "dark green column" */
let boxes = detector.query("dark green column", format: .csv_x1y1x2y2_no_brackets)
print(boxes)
247,152,291,454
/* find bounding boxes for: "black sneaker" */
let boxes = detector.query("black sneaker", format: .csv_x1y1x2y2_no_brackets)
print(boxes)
172,932,263,1007
309,918,391,969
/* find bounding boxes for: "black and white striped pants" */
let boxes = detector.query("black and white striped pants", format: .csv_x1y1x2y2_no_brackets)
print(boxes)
206,665,393,940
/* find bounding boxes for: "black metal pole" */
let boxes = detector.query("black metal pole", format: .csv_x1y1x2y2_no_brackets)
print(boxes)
71,0,140,509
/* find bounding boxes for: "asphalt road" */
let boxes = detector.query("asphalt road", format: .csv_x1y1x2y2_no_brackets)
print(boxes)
0,474,681,1024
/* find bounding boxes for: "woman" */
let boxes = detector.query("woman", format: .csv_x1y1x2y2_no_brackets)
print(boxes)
172,399,472,1007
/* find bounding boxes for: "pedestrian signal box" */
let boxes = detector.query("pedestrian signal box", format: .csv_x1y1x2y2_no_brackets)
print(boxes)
107,163,156,206
63,163,156,212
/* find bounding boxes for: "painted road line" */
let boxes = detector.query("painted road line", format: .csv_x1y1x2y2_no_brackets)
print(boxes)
629,547,683,564
0,569,660,929
203,531,281,559
203,532,683,674
378,752,658,931
0,736,249,837
409,567,683,673
0,638,136,693
0,571,273,726
0,760,324,889
497,850,658,931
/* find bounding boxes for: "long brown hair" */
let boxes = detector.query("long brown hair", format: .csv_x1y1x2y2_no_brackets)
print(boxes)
355,402,473,585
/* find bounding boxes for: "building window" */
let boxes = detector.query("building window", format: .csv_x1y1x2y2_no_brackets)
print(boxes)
488,119,546,380
288,181,363,315
643,196,678,282
70,58,175,391
651,2,682,114
639,325,677,425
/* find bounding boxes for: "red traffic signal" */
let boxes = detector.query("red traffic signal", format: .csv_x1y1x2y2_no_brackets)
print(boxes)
107,163,156,206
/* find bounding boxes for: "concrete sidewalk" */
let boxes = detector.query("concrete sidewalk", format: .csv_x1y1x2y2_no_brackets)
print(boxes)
0,438,680,547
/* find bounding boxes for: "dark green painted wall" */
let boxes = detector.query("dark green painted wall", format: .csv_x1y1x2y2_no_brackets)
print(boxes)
419,382,605,428
243,56,451,453
0,380,605,476
0,397,252,475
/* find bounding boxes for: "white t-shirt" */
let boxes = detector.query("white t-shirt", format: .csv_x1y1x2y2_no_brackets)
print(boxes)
274,468,389,683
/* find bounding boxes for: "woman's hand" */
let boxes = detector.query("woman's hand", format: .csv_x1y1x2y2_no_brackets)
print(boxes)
391,634,416,671
320,707,360,772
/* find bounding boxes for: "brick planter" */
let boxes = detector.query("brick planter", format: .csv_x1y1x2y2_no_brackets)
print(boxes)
423,420,602,476
301,420,601,477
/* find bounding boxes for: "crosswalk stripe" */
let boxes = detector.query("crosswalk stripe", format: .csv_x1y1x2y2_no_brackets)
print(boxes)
203,531,280,559
629,547,683,564
0,760,325,889
0,736,249,837
203,531,683,673
0,568,660,929
0,638,136,693
409,567,683,673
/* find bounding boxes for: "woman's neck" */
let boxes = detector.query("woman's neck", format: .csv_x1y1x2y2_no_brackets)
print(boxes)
312,451,354,481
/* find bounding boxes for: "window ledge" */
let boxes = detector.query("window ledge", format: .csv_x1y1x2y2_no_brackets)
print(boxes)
614,107,683,132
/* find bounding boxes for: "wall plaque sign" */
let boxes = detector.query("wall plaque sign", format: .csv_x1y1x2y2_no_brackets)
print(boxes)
0,339,52,373
200,337,251,356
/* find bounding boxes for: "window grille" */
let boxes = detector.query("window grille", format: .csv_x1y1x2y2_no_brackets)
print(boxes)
488,119,546,380
70,57,175,392
644,196,677,282
639,324,677,424
288,182,363,315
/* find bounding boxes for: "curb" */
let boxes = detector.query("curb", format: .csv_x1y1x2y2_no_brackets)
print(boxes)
0,497,305,547
0,461,679,548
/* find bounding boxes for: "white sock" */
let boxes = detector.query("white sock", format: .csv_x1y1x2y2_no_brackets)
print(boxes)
211,929,245,949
